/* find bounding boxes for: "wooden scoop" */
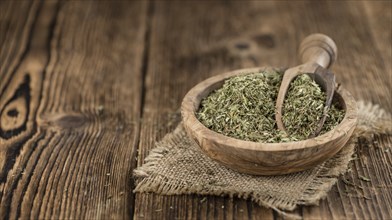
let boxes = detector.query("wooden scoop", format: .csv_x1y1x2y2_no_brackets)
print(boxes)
275,33,338,137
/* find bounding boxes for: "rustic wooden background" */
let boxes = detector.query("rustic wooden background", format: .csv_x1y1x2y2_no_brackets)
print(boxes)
0,0,391,219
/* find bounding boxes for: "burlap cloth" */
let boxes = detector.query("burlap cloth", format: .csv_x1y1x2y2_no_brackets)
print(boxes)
134,101,392,218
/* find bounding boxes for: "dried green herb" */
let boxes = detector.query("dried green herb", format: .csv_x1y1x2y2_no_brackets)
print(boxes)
282,74,345,140
196,70,345,143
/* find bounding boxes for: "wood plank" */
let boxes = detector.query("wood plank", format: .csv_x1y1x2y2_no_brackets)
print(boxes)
0,0,147,219
134,1,303,219
362,0,392,110
302,135,392,219
282,1,392,219
0,0,35,94
135,1,392,219
0,0,36,184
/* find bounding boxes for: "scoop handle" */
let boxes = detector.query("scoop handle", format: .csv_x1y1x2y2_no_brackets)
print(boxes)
299,33,337,69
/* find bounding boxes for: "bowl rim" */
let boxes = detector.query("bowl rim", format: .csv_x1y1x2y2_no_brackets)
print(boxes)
181,66,357,152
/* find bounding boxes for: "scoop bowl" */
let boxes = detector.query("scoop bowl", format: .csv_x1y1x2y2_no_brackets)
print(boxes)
181,67,357,175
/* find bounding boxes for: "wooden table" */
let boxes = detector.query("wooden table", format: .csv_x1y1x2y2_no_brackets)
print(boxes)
1,1,391,219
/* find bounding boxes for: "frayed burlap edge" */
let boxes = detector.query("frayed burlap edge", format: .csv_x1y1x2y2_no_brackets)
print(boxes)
133,132,355,219
133,101,392,218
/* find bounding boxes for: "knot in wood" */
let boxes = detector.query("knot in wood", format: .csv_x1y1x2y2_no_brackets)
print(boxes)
228,39,258,58
253,34,275,49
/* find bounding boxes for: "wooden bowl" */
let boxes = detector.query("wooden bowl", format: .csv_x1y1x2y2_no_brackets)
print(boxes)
181,67,357,175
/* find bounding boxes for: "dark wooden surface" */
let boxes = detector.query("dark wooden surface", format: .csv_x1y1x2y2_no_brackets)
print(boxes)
0,1,391,219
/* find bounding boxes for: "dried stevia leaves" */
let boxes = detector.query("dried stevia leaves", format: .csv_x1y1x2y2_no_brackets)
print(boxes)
282,74,345,140
196,71,345,143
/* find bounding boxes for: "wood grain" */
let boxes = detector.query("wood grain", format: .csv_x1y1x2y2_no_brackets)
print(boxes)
362,1,392,111
0,0,391,219
0,0,147,219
